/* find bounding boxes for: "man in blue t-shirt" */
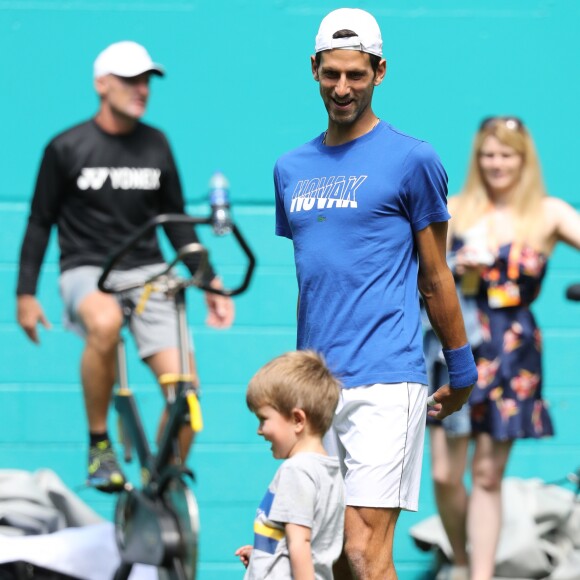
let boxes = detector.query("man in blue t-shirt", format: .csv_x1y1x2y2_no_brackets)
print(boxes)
274,8,478,580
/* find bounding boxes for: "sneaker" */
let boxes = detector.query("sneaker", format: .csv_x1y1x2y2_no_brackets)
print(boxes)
87,440,126,492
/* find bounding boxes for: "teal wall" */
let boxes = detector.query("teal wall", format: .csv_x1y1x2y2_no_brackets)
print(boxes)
1,1,579,578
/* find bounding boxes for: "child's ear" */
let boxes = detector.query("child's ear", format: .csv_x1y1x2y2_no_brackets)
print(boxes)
292,408,307,432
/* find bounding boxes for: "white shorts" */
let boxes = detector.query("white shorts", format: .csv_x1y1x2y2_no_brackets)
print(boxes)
323,382,427,512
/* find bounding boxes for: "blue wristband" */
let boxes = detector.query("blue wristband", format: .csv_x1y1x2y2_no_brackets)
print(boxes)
443,344,478,389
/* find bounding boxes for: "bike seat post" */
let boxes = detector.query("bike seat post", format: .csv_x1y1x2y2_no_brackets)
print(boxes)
175,288,192,376
115,337,133,463
175,287,190,465
116,337,130,390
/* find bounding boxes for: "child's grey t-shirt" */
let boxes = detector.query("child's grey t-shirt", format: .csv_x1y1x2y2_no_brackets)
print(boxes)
244,452,345,579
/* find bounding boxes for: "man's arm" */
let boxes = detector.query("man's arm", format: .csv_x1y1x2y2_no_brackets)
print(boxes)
17,221,53,343
16,143,63,343
203,276,235,328
158,141,216,279
286,523,315,580
416,220,476,419
17,295,51,344
158,136,234,328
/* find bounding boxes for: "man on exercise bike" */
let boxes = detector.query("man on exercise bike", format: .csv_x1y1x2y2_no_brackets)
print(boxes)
16,41,234,492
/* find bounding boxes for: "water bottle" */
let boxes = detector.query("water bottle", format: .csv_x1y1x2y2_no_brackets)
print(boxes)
208,171,232,236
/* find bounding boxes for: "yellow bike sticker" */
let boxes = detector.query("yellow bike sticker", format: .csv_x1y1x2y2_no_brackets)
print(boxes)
135,283,154,315
187,393,204,433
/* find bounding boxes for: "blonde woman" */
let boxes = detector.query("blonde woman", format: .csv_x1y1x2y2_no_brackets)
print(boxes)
430,117,580,580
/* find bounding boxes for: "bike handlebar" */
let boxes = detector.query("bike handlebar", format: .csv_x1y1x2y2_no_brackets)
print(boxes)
566,284,580,302
97,213,256,297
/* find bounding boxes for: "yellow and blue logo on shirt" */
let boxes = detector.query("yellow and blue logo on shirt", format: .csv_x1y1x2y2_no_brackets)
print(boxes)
253,490,285,554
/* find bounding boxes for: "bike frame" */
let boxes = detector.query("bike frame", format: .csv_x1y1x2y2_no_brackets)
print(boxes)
97,213,256,580
115,286,194,481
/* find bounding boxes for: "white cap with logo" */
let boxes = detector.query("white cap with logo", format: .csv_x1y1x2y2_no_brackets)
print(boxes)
93,41,165,79
315,8,382,57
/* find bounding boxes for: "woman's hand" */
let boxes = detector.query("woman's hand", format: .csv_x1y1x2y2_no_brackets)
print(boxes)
454,246,494,274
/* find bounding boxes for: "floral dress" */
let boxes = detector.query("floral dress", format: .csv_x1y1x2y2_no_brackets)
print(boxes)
458,241,554,440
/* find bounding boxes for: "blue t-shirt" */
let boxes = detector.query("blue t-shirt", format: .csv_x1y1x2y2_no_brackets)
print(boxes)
274,121,450,387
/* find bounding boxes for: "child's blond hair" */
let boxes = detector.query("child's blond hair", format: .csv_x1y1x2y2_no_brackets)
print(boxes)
246,350,341,435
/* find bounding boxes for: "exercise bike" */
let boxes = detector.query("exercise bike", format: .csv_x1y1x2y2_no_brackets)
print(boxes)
97,213,255,580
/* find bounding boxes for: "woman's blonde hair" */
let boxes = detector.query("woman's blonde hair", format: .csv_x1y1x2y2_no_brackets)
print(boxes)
452,118,547,244
246,350,341,436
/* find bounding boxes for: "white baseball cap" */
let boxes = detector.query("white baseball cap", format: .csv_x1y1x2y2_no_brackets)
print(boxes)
93,41,165,79
315,8,383,57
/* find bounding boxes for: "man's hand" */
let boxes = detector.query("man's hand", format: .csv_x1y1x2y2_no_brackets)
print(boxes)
16,294,51,344
234,545,253,568
204,277,235,328
427,384,473,420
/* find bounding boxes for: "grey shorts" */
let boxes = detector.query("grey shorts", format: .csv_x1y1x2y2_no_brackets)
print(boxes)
424,330,471,438
59,265,183,360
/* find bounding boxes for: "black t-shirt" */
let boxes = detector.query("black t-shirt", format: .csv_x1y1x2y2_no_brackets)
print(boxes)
17,119,213,295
